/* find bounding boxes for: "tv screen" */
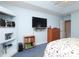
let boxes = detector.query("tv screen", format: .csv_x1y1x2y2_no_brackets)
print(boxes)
32,17,47,27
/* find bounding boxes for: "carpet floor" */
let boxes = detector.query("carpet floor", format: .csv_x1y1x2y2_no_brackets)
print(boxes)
13,43,47,57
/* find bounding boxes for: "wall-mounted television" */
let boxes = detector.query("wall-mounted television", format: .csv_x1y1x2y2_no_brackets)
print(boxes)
32,17,47,28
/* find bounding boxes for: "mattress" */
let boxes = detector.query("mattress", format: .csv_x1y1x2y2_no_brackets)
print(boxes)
44,38,79,57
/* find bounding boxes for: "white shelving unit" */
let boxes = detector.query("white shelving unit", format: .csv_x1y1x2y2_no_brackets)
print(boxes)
0,39,15,44
0,5,16,57
0,6,16,16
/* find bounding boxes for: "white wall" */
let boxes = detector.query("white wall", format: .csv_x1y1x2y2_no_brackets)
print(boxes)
62,15,71,21
60,19,65,38
71,11,79,38
4,6,60,45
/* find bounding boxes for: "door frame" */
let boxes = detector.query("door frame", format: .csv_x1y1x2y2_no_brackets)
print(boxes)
64,20,71,38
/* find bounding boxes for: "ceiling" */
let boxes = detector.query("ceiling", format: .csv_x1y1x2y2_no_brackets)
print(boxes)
0,1,79,16
51,1,75,7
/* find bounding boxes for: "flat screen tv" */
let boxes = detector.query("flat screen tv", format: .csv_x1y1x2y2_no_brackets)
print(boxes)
32,17,47,28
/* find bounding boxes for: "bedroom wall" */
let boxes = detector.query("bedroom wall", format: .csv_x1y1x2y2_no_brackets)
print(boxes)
3,5,61,45
60,19,65,38
71,11,79,38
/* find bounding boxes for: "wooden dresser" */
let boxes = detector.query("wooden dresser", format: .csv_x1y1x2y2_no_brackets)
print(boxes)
47,27,60,43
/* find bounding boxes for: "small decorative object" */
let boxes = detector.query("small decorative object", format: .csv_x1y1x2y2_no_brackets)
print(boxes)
6,21,12,27
49,26,51,28
0,18,15,28
6,21,15,27
12,21,15,27
18,43,23,52
0,18,6,27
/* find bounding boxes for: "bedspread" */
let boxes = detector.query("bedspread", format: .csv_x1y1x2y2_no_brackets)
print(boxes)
44,38,79,57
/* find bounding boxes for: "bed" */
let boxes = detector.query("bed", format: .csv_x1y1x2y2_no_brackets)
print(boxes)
44,38,79,57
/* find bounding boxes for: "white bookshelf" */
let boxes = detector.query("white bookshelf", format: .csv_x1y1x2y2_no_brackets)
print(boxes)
0,5,16,16
0,39,15,44
0,5,17,57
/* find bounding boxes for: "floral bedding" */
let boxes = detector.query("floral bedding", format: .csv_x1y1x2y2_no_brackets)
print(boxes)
44,38,79,57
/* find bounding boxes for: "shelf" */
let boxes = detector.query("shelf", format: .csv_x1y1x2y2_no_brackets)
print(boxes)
0,5,16,17
0,39,15,44
24,36,35,49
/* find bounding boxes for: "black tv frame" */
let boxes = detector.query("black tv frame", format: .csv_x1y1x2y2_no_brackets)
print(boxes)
32,17,47,28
